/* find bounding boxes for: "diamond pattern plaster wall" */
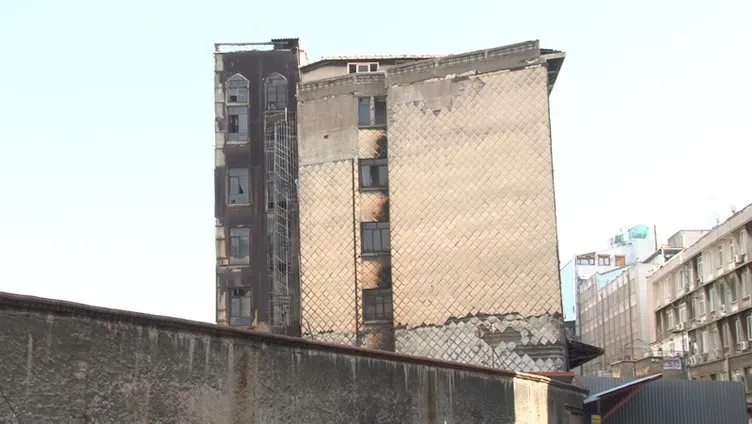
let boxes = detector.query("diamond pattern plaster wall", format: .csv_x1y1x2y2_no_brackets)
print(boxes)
386,65,564,368
297,48,568,370
298,160,357,343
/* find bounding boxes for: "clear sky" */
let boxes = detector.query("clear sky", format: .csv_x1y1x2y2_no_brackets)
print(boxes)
1,0,750,323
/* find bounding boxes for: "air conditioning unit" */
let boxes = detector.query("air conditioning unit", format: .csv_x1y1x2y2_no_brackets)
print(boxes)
720,304,727,314
699,315,707,323
736,254,747,264
677,322,686,331
739,341,749,351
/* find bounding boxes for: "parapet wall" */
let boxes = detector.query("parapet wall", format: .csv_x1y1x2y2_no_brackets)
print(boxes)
0,292,585,423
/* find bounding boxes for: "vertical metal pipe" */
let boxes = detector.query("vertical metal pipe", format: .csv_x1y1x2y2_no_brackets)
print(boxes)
352,158,361,346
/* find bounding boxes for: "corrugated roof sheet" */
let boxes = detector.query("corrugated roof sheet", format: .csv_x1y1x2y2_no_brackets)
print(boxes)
579,376,747,424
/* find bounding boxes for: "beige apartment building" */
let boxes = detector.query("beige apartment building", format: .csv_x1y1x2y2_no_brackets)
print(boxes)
650,203,752,410
294,41,595,372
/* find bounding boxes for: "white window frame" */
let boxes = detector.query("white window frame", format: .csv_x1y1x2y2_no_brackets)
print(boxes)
679,303,688,324
697,294,706,316
741,230,748,254
697,255,704,282
347,62,379,74
666,309,676,329
225,73,249,104
717,245,724,269
735,319,743,344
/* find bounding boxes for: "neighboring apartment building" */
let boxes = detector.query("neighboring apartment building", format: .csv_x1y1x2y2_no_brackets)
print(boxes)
578,231,707,376
560,225,658,336
213,39,307,336
650,204,752,409
294,40,593,372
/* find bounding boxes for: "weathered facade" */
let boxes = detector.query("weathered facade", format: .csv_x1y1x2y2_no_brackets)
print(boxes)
0,291,588,423
296,41,570,371
650,203,752,412
214,39,303,336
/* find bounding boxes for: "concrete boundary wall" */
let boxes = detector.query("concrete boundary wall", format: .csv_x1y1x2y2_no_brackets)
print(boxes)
0,292,585,423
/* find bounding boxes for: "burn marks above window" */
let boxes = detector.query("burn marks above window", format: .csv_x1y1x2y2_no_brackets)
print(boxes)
362,288,393,323
359,158,388,190
228,168,249,205
357,96,387,128
265,73,288,111
361,221,390,255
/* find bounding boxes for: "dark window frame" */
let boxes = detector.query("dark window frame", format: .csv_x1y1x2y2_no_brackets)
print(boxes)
362,288,393,322
228,286,252,326
265,73,288,111
361,221,390,255
358,158,388,190
229,227,251,265
357,96,387,128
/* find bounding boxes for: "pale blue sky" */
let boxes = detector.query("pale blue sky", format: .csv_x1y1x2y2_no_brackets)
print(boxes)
1,0,750,323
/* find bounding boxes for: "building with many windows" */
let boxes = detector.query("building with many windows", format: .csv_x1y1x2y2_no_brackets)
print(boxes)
650,203,752,411
293,40,603,372
560,225,658,337
578,233,706,376
213,39,307,335
213,38,602,372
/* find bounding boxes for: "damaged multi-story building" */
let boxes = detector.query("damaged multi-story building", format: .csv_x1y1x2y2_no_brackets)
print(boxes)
214,38,601,372
213,39,306,336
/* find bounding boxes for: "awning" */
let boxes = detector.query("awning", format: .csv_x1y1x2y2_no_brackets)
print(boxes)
567,338,604,369
584,373,663,419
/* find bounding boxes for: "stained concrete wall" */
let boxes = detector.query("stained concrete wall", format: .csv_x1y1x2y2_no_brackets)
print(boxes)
0,292,585,424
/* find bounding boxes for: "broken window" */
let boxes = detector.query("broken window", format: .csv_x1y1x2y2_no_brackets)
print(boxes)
229,287,252,326
357,96,388,127
229,227,250,265
361,221,390,254
265,73,288,111
362,288,392,322
227,106,248,141
359,158,388,189
228,168,249,205
226,74,249,103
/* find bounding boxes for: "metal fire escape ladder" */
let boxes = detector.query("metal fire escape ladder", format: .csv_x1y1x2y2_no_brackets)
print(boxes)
265,109,295,332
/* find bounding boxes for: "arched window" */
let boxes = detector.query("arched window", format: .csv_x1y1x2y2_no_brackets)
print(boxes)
265,73,288,111
226,74,249,141
226,74,249,103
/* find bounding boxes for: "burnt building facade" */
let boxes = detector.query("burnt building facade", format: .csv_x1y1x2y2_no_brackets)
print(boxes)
213,39,303,336
296,41,575,372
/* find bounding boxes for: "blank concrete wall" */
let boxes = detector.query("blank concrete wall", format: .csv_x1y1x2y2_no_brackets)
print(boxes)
0,292,585,424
